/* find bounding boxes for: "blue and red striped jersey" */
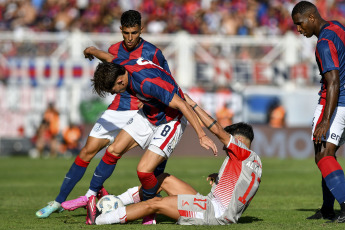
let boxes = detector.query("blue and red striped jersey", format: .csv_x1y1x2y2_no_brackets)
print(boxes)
113,57,184,126
316,21,345,106
107,38,171,111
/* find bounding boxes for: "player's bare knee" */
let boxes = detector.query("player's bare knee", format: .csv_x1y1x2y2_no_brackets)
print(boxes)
147,197,164,212
315,148,335,163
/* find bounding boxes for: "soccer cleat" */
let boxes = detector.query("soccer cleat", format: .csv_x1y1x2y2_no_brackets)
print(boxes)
326,211,345,223
142,214,157,225
306,209,336,220
36,201,64,218
86,195,97,225
61,196,88,211
97,186,109,200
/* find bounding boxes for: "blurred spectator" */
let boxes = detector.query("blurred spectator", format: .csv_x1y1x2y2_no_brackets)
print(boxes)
216,102,233,127
1,0,343,36
42,102,60,157
61,122,82,156
267,99,286,128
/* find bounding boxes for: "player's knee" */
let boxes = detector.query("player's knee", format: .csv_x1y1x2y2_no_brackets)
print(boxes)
147,197,164,211
315,148,335,163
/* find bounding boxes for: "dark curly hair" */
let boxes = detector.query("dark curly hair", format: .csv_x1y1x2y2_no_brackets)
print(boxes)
291,1,317,17
121,10,141,28
91,62,126,98
224,122,254,143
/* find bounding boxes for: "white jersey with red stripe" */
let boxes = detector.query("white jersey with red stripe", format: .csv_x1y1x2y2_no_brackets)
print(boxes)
208,135,262,224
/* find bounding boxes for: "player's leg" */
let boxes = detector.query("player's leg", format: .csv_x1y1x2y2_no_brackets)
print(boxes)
116,173,197,206
36,136,109,218
95,196,179,225
158,173,198,196
86,130,138,196
316,141,345,222
307,105,342,220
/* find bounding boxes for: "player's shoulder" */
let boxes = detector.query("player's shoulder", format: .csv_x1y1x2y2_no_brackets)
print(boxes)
108,41,122,53
141,39,160,51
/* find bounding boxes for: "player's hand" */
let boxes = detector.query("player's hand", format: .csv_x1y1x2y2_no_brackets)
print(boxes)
207,173,218,186
84,46,96,61
137,100,144,109
184,94,196,107
313,120,330,144
199,135,218,156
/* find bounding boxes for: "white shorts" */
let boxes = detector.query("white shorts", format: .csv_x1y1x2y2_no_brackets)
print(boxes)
123,110,187,158
89,110,138,145
312,104,345,146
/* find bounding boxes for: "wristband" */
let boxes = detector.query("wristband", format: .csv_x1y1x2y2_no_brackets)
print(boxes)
207,120,217,130
192,104,198,109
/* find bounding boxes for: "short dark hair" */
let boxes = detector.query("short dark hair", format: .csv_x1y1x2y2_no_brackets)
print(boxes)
121,10,141,28
291,1,317,17
224,122,254,143
91,62,126,98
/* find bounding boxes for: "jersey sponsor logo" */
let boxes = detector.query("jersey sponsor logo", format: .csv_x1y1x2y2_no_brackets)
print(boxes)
93,124,102,132
153,137,162,140
331,133,341,141
127,118,133,125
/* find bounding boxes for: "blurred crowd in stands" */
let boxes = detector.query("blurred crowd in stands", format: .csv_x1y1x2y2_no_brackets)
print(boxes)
1,0,344,36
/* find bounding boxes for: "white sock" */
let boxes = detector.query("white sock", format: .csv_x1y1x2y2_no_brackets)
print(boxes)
85,189,97,198
95,206,127,225
117,186,140,205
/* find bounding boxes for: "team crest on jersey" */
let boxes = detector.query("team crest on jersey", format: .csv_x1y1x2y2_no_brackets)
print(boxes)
127,118,133,125
93,124,102,132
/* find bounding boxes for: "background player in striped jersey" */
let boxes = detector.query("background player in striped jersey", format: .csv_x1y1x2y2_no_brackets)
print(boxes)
36,10,171,221
86,94,262,225
76,50,217,225
292,1,345,223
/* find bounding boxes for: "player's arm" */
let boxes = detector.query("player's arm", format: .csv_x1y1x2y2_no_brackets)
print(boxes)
314,70,339,143
168,94,218,155
83,46,114,62
184,94,231,146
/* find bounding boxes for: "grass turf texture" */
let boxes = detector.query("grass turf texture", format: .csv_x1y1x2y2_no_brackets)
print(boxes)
1,156,345,229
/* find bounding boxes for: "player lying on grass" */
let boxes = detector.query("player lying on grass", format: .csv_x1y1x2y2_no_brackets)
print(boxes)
86,94,262,225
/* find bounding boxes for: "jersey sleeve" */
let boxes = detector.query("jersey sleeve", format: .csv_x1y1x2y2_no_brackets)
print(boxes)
316,39,340,74
225,135,252,161
153,49,171,74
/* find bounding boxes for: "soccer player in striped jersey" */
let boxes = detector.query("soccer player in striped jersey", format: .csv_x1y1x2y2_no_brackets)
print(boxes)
292,1,345,223
78,50,217,225
36,10,170,221
86,94,262,225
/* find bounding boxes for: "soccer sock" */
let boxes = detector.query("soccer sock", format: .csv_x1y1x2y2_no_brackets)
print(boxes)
55,156,90,203
317,156,345,208
89,150,121,193
137,171,159,201
95,207,127,225
321,177,335,210
117,186,140,205
153,159,167,177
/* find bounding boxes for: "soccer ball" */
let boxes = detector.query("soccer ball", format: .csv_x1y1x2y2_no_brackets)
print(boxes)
96,195,124,213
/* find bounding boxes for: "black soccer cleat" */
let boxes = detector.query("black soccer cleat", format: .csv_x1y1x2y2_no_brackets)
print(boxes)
329,211,345,223
306,209,336,220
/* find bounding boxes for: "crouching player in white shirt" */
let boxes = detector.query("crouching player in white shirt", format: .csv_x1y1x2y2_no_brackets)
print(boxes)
86,94,262,225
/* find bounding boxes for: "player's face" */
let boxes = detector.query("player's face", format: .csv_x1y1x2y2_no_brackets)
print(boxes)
109,72,128,94
121,25,143,51
292,13,314,38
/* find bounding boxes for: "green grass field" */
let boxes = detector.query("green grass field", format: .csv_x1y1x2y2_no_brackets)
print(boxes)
1,156,345,230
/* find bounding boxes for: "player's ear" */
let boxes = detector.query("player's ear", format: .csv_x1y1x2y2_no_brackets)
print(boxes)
120,26,123,31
